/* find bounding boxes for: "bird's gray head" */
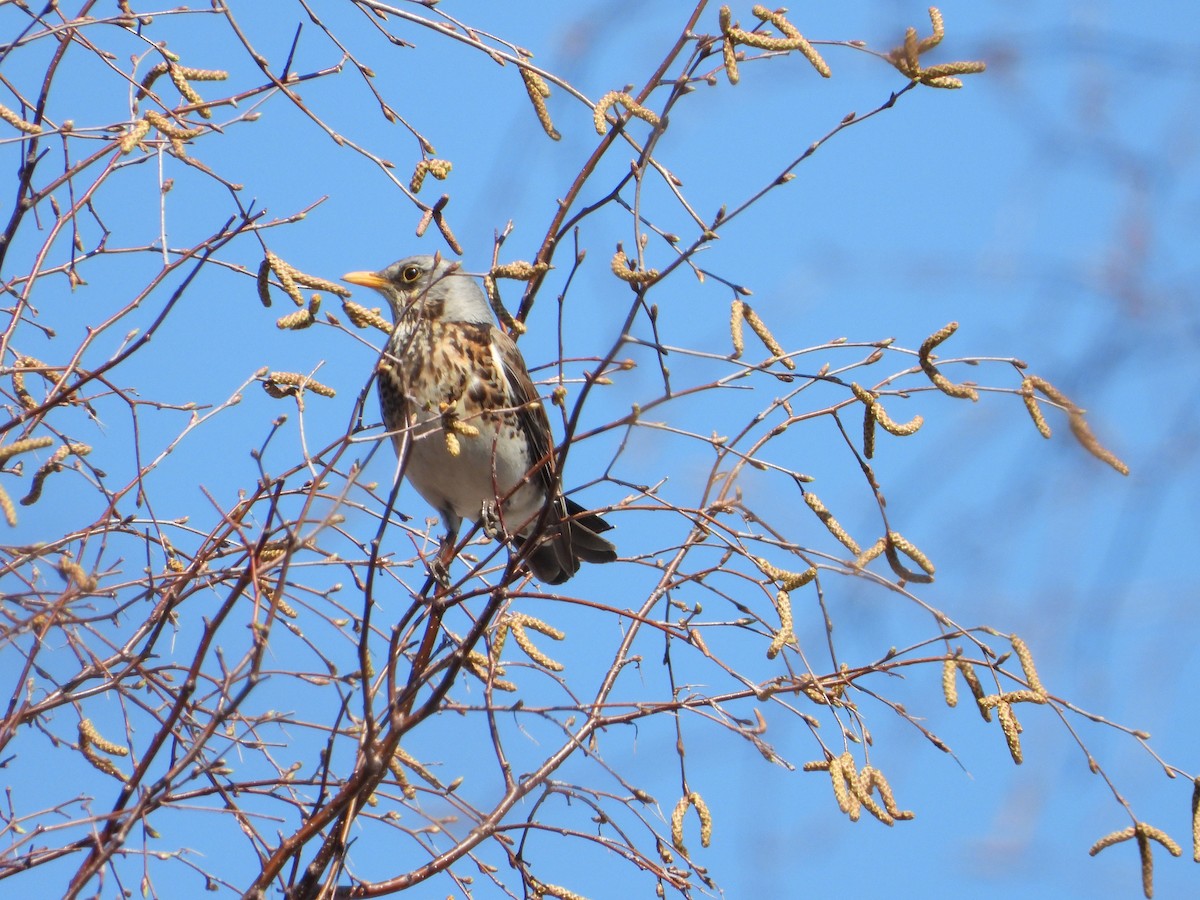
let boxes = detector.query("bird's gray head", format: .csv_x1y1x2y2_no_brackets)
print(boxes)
342,255,492,325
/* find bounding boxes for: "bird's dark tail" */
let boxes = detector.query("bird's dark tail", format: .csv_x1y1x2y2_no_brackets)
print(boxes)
519,497,617,585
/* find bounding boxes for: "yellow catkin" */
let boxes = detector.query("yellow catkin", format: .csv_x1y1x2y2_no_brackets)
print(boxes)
996,699,1023,764
888,531,935,576
0,102,42,134
730,298,745,358
956,659,991,722
539,884,587,900
1068,412,1130,476
256,258,273,307
848,770,893,826
887,8,985,88
268,256,350,298
509,614,566,640
1137,829,1154,898
118,117,152,154
1088,822,1180,898
804,492,861,556
0,436,55,464
1023,374,1070,406
718,5,732,34
1024,375,1128,474
985,689,1046,706
257,542,287,562
942,657,958,707
275,307,314,330
20,443,87,506
918,321,978,401
444,417,480,439
1089,826,1136,856
168,64,207,113
463,647,516,693
490,261,549,281
805,758,860,801
508,615,565,672
387,756,419,799
853,536,886,568
828,756,888,825
163,64,227,118
922,7,945,50
262,381,291,400
920,60,988,82
519,66,560,140
754,557,816,590
12,360,39,410
861,766,914,821
729,27,799,53
689,792,713,847
593,91,660,135
266,372,335,398
0,484,16,527
721,26,740,85
342,300,392,333
1010,634,1046,696
409,158,452,193
726,5,829,77
849,382,875,405
872,402,923,437
144,109,204,140
177,66,229,83
611,249,659,285
1020,378,1052,438
1192,777,1200,863
136,61,170,98
79,719,128,756
392,746,440,787
854,386,923,439
670,794,690,852
741,302,795,369
766,589,795,659
58,555,97,591
491,621,510,663
81,743,127,782
433,205,463,255
1137,823,1182,856
265,251,305,306
831,755,860,819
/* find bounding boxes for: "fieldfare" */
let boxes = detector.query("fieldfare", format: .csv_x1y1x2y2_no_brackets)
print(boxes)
343,255,617,584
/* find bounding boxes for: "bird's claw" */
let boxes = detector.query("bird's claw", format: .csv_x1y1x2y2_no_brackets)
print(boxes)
479,501,506,541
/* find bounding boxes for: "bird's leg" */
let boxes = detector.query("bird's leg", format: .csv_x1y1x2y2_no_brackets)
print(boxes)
426,514,460,590
479,499,506,541
431,532,456,588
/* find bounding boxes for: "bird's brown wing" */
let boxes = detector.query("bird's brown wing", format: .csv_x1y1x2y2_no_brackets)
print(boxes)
493,327,617,582
491,327,561,506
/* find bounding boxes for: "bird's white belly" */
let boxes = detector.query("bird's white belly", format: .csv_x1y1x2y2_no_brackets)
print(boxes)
401,412,544,533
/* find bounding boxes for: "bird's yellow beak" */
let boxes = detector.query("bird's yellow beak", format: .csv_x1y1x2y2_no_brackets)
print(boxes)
342,271,390,290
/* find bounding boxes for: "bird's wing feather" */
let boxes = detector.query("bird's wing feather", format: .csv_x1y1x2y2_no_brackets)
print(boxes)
491,327,561,505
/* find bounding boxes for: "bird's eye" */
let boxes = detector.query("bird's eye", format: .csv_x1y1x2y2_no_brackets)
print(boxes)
400,265,422,284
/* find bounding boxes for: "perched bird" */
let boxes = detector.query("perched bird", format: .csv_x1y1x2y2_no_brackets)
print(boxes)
343,255,617,584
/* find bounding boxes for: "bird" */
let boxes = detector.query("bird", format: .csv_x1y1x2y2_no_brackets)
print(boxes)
342,255,617,585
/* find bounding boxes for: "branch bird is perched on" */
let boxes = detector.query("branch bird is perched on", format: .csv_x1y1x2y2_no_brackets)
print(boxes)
343,255,617,584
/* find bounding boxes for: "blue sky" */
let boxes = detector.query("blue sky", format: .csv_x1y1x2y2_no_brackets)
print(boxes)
2,2,1197,897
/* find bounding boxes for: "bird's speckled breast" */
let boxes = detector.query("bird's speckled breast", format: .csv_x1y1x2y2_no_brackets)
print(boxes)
376,318,542,529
